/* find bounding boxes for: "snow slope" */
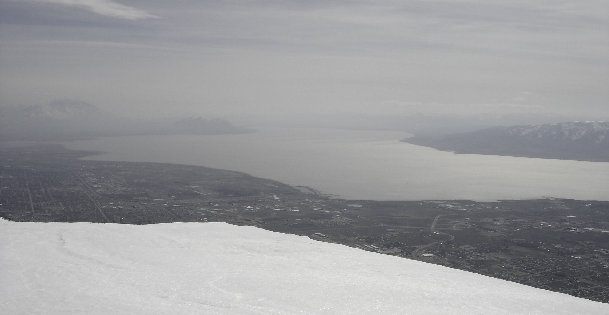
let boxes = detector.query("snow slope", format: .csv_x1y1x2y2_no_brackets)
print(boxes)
1,220,607,314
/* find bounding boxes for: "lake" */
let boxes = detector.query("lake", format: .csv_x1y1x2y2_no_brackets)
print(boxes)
63,128,609,201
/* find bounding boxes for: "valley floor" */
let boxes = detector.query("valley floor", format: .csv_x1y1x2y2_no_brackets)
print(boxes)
1,144,608,303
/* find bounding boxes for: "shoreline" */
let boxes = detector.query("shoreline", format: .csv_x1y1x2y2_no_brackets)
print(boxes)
57,130,609,202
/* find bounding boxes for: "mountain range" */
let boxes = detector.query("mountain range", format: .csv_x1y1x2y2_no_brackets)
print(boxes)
0,100,251,141
404,121,609,162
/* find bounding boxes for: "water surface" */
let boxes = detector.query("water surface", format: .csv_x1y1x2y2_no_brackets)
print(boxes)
64,128,609,201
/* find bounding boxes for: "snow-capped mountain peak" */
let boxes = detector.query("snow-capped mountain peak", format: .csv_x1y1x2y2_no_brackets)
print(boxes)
508,121,609,143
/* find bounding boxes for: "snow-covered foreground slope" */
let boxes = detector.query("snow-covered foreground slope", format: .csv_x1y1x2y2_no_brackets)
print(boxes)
1,220,607,314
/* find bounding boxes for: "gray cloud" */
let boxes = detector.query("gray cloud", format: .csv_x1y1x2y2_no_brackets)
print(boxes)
0,0,607,121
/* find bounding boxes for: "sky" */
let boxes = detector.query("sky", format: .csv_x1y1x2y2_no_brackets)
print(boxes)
0,0,607,121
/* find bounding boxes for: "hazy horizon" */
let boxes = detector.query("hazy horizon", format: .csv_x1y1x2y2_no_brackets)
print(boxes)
1,0,608,124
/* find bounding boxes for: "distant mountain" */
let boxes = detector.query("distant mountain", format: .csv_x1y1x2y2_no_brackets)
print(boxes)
19,99,104,120
404,121,609,162
0,100,117,141
169,116,253,135
0,100,252,141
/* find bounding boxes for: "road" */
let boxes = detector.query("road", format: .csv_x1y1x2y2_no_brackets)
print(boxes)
412,215,455,257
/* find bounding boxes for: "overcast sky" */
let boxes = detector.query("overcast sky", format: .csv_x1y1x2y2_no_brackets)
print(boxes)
0,0,607,120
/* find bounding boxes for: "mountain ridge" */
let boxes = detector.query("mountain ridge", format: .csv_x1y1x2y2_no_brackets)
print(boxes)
404,121,609,162
0,100,252,141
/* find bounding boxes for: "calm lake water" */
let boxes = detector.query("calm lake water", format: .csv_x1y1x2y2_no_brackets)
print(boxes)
64,128,609,201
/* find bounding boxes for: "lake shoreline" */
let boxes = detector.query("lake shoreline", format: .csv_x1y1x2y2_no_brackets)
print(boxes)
61,128,609,201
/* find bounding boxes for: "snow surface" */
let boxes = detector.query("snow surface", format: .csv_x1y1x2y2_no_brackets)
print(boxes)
1,220,607,314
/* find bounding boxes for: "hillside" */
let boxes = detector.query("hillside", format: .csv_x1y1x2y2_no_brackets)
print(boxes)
404,121,609,162
2,219,607,314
